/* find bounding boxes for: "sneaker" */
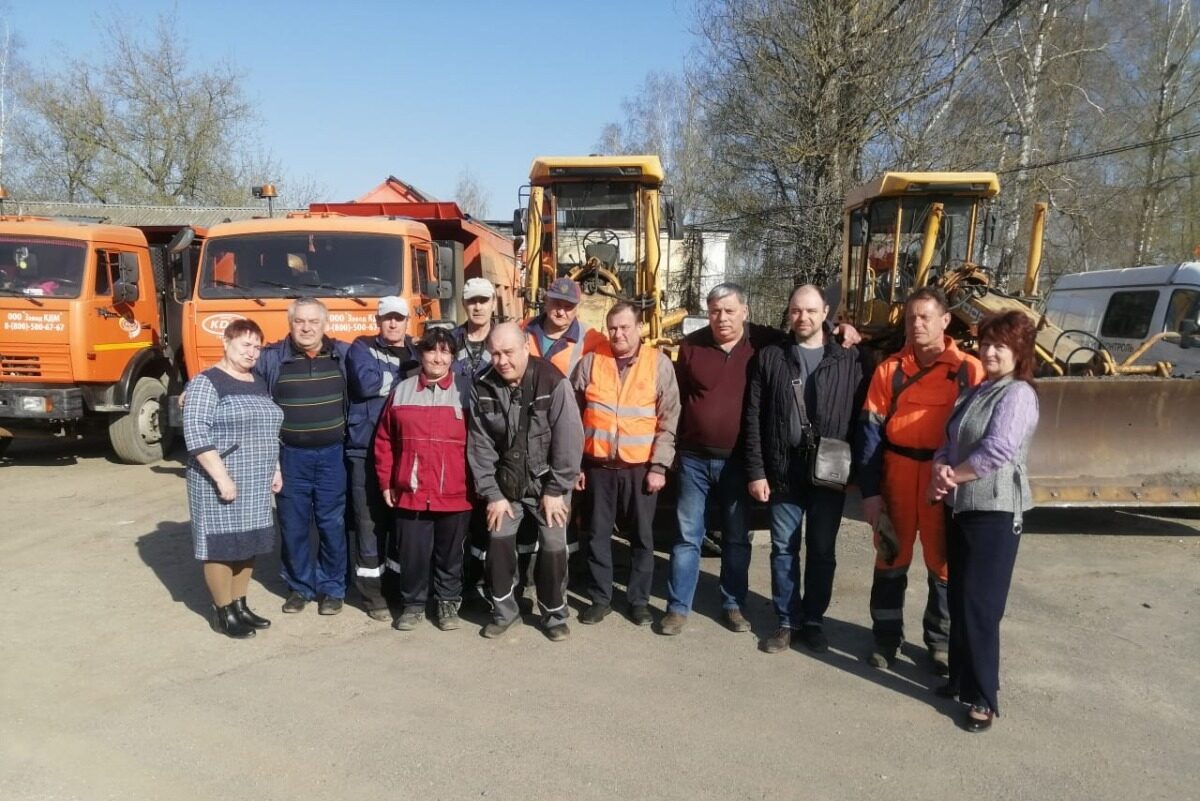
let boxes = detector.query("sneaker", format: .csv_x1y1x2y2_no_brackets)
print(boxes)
482,618,516,639
762,627,792,654
578,603,612,625
544,623,571,642
281,592,308,614
868,644,897,668
629,605,652,627
366,606,393,622
392,607,424,631
929,647,950,676
723,607,751,633
658,611,687,636
799,625,829,653
436,601,462,631
317,596,343,616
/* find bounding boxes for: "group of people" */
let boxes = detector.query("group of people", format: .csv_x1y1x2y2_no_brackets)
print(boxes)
183,274,1040,733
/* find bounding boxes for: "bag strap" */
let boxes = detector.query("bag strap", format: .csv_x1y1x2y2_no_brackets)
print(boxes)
886,361,939,422
790,376,811,429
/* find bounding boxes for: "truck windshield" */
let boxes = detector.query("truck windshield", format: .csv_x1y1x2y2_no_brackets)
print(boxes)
553,182,638,232
862,196,978,298
197,233,405,299
0,237,88,299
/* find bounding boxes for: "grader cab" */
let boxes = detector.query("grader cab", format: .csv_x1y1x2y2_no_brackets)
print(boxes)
835,171,1200,507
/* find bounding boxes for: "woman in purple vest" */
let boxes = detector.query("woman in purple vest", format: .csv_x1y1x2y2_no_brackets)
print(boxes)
929,311,1040,733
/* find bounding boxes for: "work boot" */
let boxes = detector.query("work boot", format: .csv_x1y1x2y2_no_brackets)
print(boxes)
436,600,462,631
658,611,687,636
392,606,424,631
579,603,612,625
318,596,344,616
281,592,308,614
761,627,792,654
799,624,829,653
366,606,393,622
211,603,255,639
629,605,652,627
929,646,950,676
868,643,898,669
722,607,751,633
232,597,271,630
544,623,571,642
482,618,516,639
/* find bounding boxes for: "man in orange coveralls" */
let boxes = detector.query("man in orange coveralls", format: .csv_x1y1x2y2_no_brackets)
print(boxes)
856,287,984,673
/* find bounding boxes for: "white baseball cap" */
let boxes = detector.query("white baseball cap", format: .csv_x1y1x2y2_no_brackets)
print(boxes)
377,296,409,317
462,277,495,300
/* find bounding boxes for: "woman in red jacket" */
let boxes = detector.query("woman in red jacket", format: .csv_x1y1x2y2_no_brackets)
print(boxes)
374,327,473,632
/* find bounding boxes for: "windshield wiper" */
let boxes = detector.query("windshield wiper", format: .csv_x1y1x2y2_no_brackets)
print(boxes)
0,287,45,305
301,282,367,306
212,280,267,306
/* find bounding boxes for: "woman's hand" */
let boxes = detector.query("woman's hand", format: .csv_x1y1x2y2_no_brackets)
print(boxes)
216,476,238,502
382,488,395,508
928,463,957,503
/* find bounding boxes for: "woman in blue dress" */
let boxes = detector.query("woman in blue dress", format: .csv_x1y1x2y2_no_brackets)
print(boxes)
184,318,284,639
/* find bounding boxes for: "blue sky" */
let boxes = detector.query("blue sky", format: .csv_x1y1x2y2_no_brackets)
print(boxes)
7,1,696,217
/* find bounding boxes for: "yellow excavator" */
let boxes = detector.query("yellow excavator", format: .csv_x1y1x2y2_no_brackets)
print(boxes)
514,155,685,344
834,171,1199,507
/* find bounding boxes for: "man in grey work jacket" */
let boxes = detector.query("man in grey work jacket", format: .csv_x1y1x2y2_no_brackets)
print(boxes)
467,322,584,642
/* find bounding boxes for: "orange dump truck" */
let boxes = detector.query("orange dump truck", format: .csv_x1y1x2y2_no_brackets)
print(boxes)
0,216,197,462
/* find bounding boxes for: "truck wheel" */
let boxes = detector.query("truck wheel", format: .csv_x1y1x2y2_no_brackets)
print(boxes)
109,376,173,464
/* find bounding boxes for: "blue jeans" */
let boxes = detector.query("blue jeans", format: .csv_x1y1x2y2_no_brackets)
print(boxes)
666,454,752,615
768,483,846,629
277,442,348,599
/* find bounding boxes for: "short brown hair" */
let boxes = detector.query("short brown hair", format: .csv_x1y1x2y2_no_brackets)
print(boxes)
606,301,641,324
223,317,264,343
905,287,948,314
978,310,1038,384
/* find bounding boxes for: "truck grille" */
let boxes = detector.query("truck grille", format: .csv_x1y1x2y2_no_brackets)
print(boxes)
0,344,72,380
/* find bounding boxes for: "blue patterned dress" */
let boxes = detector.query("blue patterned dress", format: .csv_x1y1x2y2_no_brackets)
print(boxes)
184,368,284,561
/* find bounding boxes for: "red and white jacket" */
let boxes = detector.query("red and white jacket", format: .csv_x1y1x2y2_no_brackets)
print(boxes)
373,371,472,513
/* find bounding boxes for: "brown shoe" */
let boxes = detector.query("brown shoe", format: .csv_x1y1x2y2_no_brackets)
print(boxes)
761,627,792,653
723,607,751,633
658,611,687,636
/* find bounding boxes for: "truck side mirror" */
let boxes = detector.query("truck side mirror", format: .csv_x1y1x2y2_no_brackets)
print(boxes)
512,208,525,237
665,201,679,240
437,280,453,300
112,252,141,304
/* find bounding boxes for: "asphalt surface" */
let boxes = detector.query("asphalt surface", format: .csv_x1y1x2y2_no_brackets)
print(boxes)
1,436,1197,801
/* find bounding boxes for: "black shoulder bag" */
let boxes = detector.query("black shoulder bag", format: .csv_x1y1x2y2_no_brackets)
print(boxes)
791,378,852,491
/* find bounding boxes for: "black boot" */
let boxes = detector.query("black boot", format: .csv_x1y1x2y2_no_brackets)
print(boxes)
232,597,271,629
211,603,255,639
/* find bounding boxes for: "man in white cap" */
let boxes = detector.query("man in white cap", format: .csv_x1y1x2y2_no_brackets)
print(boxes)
344,295,419,620
452,277,497,378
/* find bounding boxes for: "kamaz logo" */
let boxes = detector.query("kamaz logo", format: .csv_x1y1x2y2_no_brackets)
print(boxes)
201,313,246,338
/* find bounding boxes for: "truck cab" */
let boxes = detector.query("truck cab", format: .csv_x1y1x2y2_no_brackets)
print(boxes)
0,218,188,462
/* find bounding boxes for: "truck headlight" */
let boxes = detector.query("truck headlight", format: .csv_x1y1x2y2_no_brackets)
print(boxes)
20,396,49,413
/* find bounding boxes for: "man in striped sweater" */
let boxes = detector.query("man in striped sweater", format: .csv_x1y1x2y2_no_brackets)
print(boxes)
255,298,352,616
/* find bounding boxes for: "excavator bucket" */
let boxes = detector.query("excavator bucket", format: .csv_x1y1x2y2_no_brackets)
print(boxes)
1028,377,1200,506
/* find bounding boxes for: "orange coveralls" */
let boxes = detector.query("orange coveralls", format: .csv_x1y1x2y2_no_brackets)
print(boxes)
857,337,983,650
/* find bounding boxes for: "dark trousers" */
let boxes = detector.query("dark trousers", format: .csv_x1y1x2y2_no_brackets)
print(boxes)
277,442,348,600
487,493,570,628
584,464,658,607
947,510,1021,714
394,508,469,608
870,570,950,650
346,451,392,611
766,482,847,628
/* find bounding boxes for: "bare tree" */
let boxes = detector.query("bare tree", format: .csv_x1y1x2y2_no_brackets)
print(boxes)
452,168,491,218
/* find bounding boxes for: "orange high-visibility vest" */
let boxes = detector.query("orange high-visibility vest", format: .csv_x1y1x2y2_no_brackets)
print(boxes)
582,342,659,464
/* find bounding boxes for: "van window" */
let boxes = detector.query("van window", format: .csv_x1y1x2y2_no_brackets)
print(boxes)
1164,289,1200,333
1100,290,1158,339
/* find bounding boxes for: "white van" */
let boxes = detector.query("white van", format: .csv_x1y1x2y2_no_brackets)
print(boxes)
1043,262,1200,377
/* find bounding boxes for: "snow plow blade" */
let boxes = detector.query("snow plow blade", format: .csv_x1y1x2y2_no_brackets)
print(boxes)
1029,377,1200,507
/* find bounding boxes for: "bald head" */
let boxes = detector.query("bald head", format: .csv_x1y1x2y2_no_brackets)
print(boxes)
489,322,530,384
786,284,829,345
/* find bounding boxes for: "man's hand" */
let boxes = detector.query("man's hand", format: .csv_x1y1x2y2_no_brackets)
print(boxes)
748,479,770,503
575,472,587,491
834,322,862,348
216,476,238,503
862,495,884,530
487,499,516,532
542,494,570,529
382,488,395,508
271,469,283,494
644,470,666,494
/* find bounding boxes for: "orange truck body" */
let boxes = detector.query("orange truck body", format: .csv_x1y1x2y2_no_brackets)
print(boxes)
0,216,197,462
